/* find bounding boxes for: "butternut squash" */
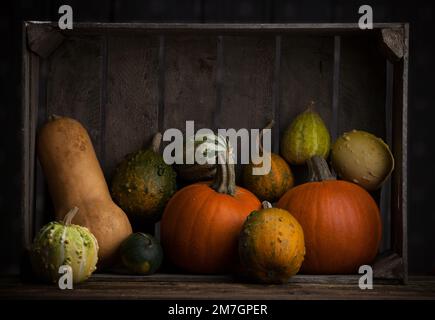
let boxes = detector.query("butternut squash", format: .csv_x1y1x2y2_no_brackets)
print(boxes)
37,115,132,266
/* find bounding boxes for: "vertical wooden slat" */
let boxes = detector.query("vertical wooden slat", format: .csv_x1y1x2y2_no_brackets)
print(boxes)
34,57,50,234
331,35,340,142
158,36,166,133
105,35,160,176
163,35,217,132
218,35,274,178
379,60,394,252
391,24,409,283
21,24,32,251
279,36,334,137
272,35,281,153
337,35,386,138
99,35,108,173
213,35,223,130
46,35,103,158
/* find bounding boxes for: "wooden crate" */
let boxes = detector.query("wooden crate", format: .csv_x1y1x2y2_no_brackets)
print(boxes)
22,22,408,284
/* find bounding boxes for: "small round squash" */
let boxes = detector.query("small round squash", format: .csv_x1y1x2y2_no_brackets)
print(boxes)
242,120,294,202
239,202,305,283
120,233,163,275
111,133,177,223
30,207,99,284
331,130,394,190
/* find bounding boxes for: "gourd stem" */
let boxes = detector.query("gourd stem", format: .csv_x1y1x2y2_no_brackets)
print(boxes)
306,100,316,112
151,132,162,153
211,141,235,196
217,153,228,193
258,119,275,155
226,155,236,196
49,114,61,121
211,152,227,193
63,207,79,225
262,201,272,209
307,156,336,182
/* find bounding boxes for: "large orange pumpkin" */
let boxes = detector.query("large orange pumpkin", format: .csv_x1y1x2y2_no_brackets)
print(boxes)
277,156,382,274
160,152,261,274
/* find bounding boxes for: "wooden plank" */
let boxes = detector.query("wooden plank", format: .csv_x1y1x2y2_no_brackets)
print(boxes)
218,35,274,178
46,35,103,159
91,273,396,285
379,60,394,252
1,276,434,300
391,24,409,283
25,22,407,35
104,35,160,177
163,35,217,132
21,24,32,252
279,36,334,137
331,36,341,141
337,35,386,138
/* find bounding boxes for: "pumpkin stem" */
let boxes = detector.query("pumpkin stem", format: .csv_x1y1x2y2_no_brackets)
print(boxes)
226,153,236,196
63,207,79,226
211,139,235,196
211,152,227,193
257,119,275,155
151,132,162,153
262,201,273,209
307,156,336,182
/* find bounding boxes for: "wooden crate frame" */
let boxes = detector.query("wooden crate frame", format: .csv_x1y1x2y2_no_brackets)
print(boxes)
22,22,408,284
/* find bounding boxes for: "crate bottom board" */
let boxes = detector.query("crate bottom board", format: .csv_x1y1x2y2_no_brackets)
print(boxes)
1,274,434,300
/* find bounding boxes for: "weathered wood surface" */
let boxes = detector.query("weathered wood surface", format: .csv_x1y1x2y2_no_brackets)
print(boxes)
163,35,217,132
27,22,407,34
0,275,434,300
26,24,65,59
104,35,160,177
46,35,103,157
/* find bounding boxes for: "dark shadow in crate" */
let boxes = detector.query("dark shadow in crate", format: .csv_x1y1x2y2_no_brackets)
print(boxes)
22,22,408,284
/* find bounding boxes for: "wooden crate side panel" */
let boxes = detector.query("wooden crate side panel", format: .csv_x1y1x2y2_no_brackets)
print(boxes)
46,36,103,158
104,35,160,178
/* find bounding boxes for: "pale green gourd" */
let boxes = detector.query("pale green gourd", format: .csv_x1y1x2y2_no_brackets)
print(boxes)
281,103,331,165
30,207,99,284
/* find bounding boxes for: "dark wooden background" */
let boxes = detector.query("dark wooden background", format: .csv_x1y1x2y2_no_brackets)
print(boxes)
0,0,434,275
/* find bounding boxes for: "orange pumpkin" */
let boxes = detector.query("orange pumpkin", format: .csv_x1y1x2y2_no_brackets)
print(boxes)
277,156,382,274
243,120,294,202
160,151,261,274
239,201,305,283
243,153,294,202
